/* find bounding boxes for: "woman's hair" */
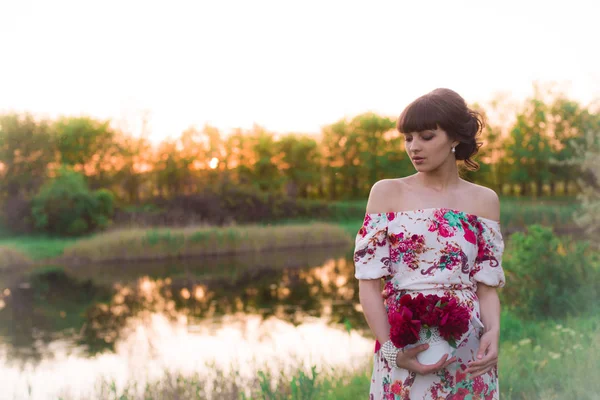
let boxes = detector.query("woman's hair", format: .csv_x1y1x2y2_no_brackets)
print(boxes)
397,88,484,171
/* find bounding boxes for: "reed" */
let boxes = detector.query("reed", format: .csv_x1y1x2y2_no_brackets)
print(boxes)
58,223,352,264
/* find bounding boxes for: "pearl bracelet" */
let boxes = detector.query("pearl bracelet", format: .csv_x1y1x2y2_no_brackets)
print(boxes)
381,340,402,368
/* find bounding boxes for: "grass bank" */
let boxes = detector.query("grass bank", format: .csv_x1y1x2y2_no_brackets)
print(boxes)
0,223,352,266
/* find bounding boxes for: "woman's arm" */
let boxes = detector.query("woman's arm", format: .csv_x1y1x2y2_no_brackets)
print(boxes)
466,188,503,377
358,279,390,345
360,180,395,345
465,273,501,378
477,283,501,334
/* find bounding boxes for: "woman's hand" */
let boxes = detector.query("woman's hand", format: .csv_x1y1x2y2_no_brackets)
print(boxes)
465,329,499,377
395,343,457,374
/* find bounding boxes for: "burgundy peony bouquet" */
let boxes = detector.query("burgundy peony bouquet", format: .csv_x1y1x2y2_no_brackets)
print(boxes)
387,293,470,348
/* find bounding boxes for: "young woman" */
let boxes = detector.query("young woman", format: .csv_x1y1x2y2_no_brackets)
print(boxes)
354,88,505,399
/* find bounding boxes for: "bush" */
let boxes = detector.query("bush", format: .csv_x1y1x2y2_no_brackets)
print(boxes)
31,167,115,236
501,225,599,319
113,183,336,227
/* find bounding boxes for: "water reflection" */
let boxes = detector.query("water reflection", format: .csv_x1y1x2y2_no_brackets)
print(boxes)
0,246,373,399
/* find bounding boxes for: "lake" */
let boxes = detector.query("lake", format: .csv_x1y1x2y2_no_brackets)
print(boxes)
0,246,374,399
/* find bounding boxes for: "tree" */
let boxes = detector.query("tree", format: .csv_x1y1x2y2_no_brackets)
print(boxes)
548,97,599,194
507,96,553,196
53,117,121,189
31,167,114,236
248,126,284,192
351,113,396,188
277,134,321,198
0,113,54,199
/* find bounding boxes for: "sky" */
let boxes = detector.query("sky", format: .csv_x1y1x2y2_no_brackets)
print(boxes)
1,0,598,144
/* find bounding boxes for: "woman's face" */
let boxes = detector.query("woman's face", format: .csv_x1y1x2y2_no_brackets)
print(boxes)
403,127,457,172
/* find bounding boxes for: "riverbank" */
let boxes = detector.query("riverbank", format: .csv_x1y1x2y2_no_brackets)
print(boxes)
0,222,352,268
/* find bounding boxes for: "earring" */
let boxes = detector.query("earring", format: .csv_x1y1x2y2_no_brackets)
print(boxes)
451,147,456,153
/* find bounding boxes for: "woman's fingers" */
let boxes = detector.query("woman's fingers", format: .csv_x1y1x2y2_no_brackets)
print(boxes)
443,356,458,369
418,354,459,375
466,355,497,376
397,344,457,375
469,364,495,378
466,351,497,373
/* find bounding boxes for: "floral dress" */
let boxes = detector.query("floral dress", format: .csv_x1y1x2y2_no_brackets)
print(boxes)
354,208,506,400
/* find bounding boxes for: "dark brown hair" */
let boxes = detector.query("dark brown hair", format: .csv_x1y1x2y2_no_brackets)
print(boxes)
397,88,484,171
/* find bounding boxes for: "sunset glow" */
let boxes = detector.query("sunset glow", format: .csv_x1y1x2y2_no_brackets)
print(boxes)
1,0,598,144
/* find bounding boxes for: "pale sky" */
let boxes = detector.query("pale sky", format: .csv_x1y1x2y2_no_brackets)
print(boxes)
1,0,598,143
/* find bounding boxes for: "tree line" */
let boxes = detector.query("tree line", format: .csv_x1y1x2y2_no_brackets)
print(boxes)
1,89,598,214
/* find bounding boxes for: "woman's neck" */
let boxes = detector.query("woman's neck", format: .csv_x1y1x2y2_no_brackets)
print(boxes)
414,165,461,193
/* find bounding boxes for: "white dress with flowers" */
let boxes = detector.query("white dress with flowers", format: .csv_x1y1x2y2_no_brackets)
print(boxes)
354,208,506,400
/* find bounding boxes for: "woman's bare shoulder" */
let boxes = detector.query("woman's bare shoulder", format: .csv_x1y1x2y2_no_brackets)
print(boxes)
464,182,500,221
365,178,405,214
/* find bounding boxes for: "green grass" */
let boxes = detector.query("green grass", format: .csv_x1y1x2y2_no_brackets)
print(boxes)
499,311,600,399
58,364,371,400
0,236,78,260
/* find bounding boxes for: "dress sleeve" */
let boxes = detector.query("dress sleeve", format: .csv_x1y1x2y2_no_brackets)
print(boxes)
471,218,506,288
354,213,391,280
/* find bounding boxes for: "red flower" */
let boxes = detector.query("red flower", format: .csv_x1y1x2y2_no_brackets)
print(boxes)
387,293,471,350
389,306,421,347
387,212,396,221
410,293,430,320
437,297,470,341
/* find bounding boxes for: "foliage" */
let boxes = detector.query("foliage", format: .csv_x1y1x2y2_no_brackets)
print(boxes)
499,311,600,399
31,167,115,236
501,225,599,319
571,130,600,238
0,113,54,199
0,86,599,236
53,116,121,189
